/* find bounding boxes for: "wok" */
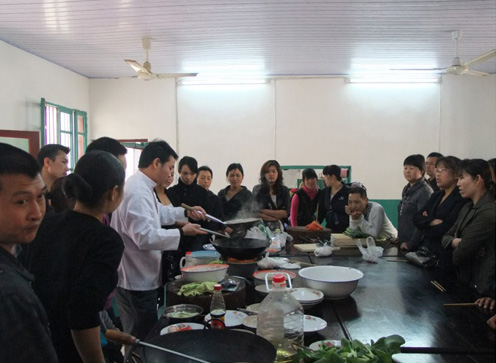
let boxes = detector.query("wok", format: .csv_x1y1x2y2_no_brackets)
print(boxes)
219,217,263,238
210,238,270,260
143,330,276,363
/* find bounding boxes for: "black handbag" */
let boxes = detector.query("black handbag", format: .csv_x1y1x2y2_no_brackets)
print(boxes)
405,246,439,268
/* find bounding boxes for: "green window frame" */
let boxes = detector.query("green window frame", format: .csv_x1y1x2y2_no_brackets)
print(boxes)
41,98,87,170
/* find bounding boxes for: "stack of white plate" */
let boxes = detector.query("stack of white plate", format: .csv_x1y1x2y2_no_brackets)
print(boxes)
290,287,324,310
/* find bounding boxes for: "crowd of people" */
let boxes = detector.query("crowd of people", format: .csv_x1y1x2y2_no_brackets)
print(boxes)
0,138,494,363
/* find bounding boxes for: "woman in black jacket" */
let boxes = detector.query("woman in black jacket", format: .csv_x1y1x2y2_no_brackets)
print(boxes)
413,156,469,273
252,160,290,228
218,163,253,220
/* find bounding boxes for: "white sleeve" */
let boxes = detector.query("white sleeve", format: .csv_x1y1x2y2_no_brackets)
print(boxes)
159,204,188,225
114,192,181,251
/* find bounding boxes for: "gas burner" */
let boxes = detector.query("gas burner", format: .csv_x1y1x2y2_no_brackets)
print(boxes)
226,257,258,264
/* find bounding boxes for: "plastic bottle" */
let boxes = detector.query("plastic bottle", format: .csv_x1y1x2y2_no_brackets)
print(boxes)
180,251,193,268
256,274,304,362
209,284,226,329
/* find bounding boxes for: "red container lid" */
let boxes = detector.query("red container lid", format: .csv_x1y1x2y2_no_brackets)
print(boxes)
214,284,222,291
273,274,285,283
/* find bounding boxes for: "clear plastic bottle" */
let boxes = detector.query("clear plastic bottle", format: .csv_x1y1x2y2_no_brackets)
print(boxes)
209,284,226,329
256,274,304,362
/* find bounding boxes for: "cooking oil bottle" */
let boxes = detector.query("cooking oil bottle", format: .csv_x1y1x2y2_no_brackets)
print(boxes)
256,274,304,362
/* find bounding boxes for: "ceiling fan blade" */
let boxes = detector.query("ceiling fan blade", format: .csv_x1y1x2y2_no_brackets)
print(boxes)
125,59,150,74
155,73,198,79
464,69,490,77
390,68,445,72
463,49,496,67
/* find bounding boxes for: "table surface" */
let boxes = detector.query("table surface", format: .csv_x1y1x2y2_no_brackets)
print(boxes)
128,248,495,363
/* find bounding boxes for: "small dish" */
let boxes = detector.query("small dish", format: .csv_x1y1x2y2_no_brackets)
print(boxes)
204,310,248,327
160,322,204,335
304,315,327,333
246,303,260,313
290,288,324,303
242,315,258,329
254,285,270,296
309,340,341,351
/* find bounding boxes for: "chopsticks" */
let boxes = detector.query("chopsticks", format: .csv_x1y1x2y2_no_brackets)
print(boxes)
198,227,230,239
430,280,446,292
386,258,408,262
443,303,478,307
181,203,226,226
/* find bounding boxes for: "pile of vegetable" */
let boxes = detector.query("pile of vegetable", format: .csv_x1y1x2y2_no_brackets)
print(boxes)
306,221,324,231
293,335,405,363
343,227,370,239
178,281,216,296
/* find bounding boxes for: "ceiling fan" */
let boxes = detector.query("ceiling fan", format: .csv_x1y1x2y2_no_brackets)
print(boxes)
392,31,496,77
124,38,197,80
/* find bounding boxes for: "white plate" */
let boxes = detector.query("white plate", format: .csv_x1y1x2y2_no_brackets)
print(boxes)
246,303,260,313
203,244,216,251
241,314,327,333
160,322,204,335
304,315,327,333
309,340,341,351
204,310,247,327
290,288,324,303
242,315,258,329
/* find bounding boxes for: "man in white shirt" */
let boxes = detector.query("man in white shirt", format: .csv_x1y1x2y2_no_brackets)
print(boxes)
347,185,397,240
111,140,206,347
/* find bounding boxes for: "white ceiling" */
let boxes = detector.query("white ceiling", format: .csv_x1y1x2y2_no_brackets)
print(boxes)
1,0,495,79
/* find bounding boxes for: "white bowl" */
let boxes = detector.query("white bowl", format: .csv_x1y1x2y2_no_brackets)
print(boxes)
298,266,363,300
180,264,228,282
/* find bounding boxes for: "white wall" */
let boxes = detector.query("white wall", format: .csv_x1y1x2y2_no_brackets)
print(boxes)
2,40,494,200
440,75,496,158
89,78,178,146
0,41,89,133
88,75,495,198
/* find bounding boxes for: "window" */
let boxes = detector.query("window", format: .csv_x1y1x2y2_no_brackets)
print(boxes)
118,140,148,180
41,98,87,170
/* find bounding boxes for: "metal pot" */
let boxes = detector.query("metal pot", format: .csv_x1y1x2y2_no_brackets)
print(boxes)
142,330,276,363
210,238,270,260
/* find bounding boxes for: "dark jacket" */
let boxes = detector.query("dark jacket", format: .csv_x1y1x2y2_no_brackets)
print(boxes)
442,192,496,297
427,177,440,192
317,183,350,233
252,184,290,225
218,186,253,220
294,188,322,226
397,178,433,245
411,187,469,252
25,211,124,363
0,247,58,363
168,179,214,250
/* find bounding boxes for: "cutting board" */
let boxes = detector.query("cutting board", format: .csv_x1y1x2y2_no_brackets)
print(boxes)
294,234,366,255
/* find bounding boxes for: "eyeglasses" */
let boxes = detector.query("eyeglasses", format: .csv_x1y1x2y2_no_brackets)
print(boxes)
435,168,450,174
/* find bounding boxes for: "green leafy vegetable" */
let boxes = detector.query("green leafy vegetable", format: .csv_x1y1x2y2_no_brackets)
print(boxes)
343,228,370,239
178,281,217,296
292,335,405,363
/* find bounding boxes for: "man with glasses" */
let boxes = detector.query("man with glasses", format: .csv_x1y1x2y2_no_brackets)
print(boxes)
346,184,397,240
